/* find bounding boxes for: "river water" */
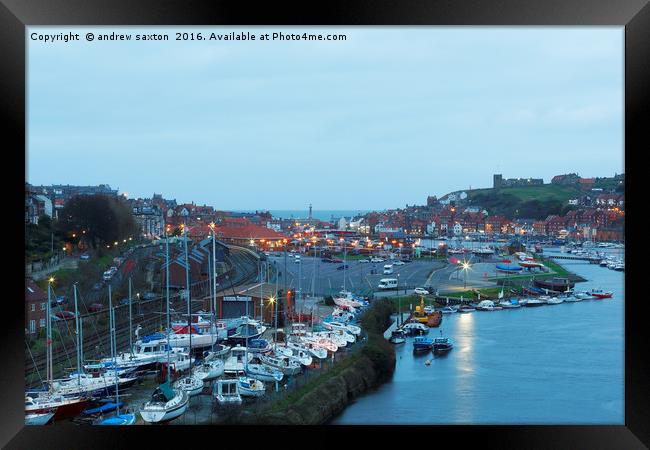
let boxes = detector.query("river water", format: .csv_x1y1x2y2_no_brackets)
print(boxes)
331,247,624,424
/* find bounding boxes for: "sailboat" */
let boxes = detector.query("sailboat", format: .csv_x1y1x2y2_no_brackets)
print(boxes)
96,286,136,425
173,223,204,397
49,284,138,399
140,225,189,423
25,278,90,422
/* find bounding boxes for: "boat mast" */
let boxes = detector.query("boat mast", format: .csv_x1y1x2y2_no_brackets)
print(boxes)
165,225,171,383
109,283,120,416
73,283,80,387
183,223,192,374
128,277,133,355
46,278,53,391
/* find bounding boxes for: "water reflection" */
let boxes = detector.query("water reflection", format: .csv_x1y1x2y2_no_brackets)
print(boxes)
453,312,475,421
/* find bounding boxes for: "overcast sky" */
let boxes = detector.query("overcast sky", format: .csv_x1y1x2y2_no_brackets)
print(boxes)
27,27,623,210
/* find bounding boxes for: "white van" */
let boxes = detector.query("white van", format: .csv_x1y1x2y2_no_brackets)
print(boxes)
383,264,394,275
378,278,398,290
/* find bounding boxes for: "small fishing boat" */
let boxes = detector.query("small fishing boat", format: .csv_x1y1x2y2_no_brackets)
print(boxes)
238,377,266,398
25,411,55,425
433,336,453,354
575,291,595,300
413,337,433,352
402,322,429,335
213,379,242,405
476,300,502,311
389,329,406,344
457,305,475,313
440,306,458,314
523,297,546,307
545,297,564,305
245,361,284,382
591,289,613,299
499,299,521,309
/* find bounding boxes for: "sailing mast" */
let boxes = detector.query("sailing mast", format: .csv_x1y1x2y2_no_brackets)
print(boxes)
73,283,81,388
165,225,171,383
128,277,133,355
46,278,53,390
183,223,193,372
109,283,120,416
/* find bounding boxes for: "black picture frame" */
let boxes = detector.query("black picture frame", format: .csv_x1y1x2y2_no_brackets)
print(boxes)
2,0,647,448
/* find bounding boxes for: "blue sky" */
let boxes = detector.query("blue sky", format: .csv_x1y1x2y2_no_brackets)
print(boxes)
27,27,623,210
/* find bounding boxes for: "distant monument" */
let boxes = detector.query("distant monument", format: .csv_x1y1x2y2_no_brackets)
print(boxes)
308,203,312,220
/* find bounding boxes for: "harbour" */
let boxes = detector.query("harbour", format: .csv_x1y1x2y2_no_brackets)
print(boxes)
332,248,624,424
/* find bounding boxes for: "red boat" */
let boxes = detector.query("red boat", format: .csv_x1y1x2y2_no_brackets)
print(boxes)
591,289,613,299
25,394,90,420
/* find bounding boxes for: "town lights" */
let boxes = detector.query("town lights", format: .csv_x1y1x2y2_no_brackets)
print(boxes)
268,296,276,305
48,276,55,284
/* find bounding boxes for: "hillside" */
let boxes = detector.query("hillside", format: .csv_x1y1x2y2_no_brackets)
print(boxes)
464,184,584,219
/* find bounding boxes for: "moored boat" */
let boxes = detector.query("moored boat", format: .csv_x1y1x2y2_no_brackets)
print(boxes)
238,377,266,398
213,379,242,405
140,382,189,423
25,411,55,425
413,336,433,352
433,336,453,353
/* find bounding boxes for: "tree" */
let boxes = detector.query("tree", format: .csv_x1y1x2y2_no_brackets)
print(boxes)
56,195,139,249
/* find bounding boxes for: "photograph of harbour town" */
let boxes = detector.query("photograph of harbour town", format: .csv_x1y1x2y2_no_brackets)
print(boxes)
25,26,624,425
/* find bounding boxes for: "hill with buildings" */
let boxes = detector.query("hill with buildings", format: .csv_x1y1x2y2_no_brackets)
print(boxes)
446,173,624,220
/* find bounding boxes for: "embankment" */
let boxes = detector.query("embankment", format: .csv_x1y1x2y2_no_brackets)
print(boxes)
236,299,397,425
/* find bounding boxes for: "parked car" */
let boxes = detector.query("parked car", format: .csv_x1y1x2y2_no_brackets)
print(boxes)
336,265,349,270
142,292,157,300
370,257,384,263
322,258,333,263
331,258,343,263
359,259,370,263
88,303,104,313
92,282,103,291
393,260,405,266
414,287,430,296
80,253,91,260
55,311,76,320
55,295,67,305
